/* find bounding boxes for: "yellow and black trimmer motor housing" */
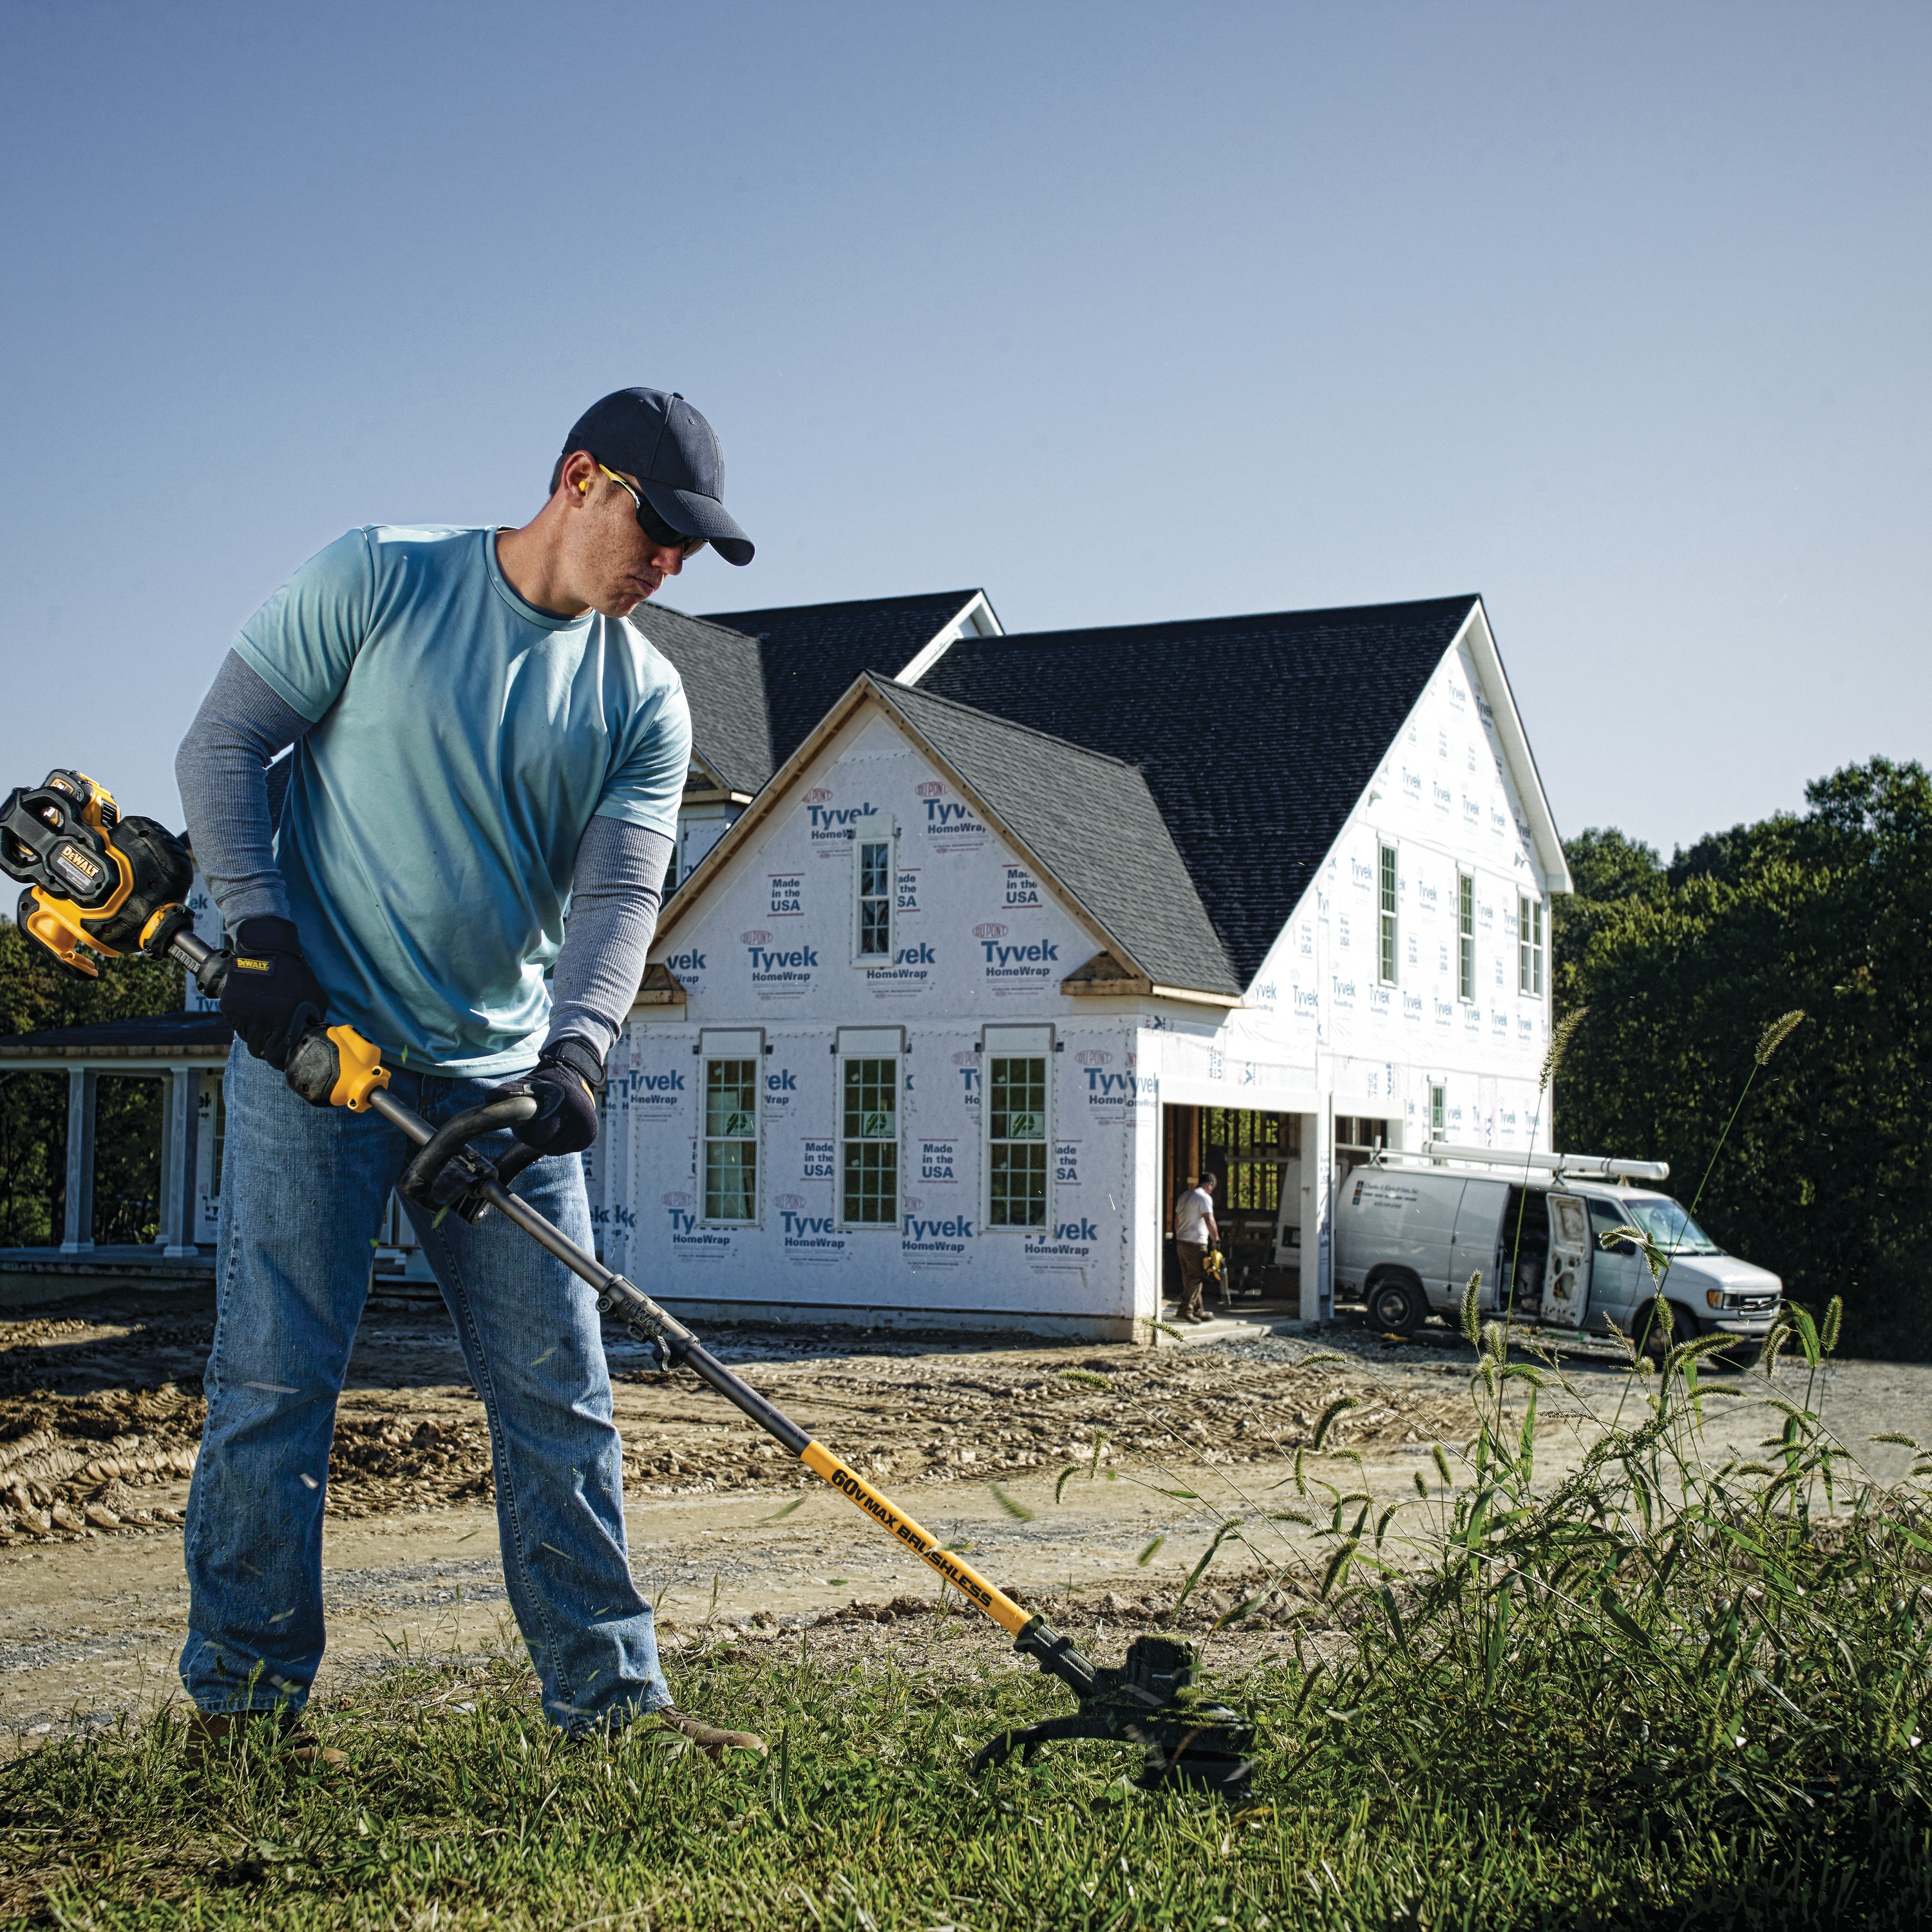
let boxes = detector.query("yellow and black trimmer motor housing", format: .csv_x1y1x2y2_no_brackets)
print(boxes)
0,770,199,980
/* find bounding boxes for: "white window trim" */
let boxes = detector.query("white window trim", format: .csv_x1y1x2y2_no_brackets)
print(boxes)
835,1025,904,1231
1378,842,1399,987
698,1028,764,1227
1518,893,1545,998
1456,870,1475,1003
980,1024,1055,1235
850,815,898,969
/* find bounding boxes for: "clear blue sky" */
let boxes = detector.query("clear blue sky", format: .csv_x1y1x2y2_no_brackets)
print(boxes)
3,1,1925,857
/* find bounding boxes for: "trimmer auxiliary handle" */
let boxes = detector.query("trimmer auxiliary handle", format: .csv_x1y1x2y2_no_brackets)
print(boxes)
2,768,1256,1795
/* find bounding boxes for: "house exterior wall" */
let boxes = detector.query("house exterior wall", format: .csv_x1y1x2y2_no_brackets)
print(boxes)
600,712,1151,1336
603,649,1557,1340
1237,635,1555,1159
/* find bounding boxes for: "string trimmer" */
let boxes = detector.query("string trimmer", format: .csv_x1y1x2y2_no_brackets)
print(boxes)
2,769,1258,1796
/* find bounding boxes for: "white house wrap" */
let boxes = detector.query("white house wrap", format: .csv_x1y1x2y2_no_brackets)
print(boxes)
586,590,1570,1342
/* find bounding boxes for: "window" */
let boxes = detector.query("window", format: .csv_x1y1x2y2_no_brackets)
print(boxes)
1457,873,1475,1001
1429,1084,1446,1141
983,1025,1054,1229
1204,1108,1297,1211
703,1060,758,1222
1519,893,1544,996
853,818,896,963
987,1057,1048,1226
699,1029,763,1224
1378,844,1398,985
663,837,679,894
841,1056,899,1224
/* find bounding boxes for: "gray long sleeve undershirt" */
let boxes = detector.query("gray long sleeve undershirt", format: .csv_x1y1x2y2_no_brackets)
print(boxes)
175,649,672,1065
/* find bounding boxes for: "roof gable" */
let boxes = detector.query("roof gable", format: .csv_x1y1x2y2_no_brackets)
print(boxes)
918,595,1506,983
654,675,1241,998
878,683,1240,995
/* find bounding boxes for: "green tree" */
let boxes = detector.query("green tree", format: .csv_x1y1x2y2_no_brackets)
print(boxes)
0,924,184,1245
1555,758,1931,1358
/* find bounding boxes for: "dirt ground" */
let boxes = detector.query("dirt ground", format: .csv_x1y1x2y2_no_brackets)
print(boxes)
3,1283,1926,1730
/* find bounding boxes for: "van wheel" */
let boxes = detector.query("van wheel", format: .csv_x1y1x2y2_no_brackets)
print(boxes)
1637,1303,1700,1367
1366,1276,1423,1338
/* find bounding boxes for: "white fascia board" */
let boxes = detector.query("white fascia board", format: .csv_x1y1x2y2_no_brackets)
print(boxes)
1452,600,1572,895
894,591,1004,686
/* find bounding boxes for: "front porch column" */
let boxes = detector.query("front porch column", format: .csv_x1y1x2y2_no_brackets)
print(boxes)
159,1064,202,1258
61,1066,98,1254
1300,1104,1333,1324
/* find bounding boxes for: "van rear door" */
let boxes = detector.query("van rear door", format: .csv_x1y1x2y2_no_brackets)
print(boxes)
1449,1180,1509,1311
1541,1193,1592,1330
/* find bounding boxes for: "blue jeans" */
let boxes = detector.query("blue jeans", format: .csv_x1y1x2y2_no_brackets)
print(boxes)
181,1043,668,1732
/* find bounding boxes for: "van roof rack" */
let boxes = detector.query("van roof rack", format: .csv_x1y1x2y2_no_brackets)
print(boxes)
1372,1140,1670,1183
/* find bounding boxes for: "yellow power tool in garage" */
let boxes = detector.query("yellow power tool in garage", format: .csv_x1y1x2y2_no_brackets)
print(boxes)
2,769,1256,1795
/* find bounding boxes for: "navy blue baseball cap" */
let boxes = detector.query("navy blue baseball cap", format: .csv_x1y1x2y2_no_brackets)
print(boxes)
561,387,754,565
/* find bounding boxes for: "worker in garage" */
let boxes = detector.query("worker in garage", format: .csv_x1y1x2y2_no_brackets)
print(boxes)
1172,1172,1220,1323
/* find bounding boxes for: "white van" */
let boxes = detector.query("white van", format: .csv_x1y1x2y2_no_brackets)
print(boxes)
1329,1157,1782,1352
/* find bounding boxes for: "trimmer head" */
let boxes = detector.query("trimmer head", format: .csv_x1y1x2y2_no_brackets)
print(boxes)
972,1630,1256,1798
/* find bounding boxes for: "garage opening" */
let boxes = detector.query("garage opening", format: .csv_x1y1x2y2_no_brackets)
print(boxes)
1160,1104,1303,1314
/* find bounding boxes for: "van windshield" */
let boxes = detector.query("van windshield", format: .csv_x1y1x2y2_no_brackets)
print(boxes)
1623,1197,1720,1253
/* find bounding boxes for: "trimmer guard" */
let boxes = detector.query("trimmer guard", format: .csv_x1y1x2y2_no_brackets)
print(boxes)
976,1631,1256,1797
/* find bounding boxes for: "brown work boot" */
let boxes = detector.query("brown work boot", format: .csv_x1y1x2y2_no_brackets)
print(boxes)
182,1708,346,1768
658,1707,767,1756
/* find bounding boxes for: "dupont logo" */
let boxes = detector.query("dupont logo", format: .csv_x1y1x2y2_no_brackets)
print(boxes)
740,929,771,945
1074,1048,1112,1067
916,781,945,798
775,1193,804,1211
952,1050,978,1066
661,1191,694,1209
902,1195,922,1214
973,922,1008,940
804,788,833,804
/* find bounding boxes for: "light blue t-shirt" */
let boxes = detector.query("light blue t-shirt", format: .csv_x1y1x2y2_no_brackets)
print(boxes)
232,525,692,1077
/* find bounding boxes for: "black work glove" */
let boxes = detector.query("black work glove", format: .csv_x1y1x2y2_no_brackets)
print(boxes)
489,1036,605,1156
220,916,328,1070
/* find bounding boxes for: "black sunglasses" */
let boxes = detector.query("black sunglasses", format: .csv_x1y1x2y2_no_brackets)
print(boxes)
598,464,708,560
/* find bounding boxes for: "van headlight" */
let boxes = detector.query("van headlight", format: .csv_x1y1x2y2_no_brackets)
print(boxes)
1706,1289,1771,1312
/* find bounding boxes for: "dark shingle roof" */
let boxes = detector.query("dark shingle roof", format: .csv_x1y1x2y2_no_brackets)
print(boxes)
697,590,984,768
875,683,1240,996
920,596,1479,985
0,1009,232,1056
630,606,775,795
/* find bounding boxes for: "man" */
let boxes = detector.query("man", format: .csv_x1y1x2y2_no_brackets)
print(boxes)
173,388,762,1753
1172,1172,1220,1324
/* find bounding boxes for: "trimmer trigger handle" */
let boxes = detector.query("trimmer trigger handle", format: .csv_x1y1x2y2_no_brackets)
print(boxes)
285,1021,391,1111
